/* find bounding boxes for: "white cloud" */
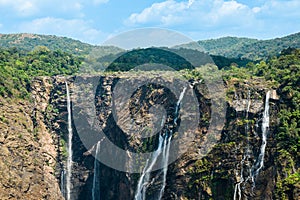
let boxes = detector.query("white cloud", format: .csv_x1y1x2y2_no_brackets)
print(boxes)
126,0,192,26
257,0,300,18
19,17,106,44
252,7,261,13
125,0,300,39
126,0,256,27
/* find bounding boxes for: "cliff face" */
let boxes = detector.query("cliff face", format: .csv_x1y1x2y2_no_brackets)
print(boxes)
181,79,279,200
0,74,298,200
0,77,63,200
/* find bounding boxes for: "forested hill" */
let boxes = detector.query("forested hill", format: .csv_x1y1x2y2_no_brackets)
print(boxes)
1,32,300,61
197,37,258,57
0,33,123,56
181,32,300,60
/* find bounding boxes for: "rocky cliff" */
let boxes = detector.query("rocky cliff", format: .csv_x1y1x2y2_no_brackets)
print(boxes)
0,73,298,200
0,77,63,200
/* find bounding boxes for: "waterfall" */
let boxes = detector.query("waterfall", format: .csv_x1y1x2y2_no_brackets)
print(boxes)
248,91,270,190
233,184,237,200
135,134,164,200
92,141,101,200
158,133,172,200
65,82,73,200
255,91,270,176
60,169,66,198
159,87,186,200
234,161,245,200
234,90,251,200
135,87,186,200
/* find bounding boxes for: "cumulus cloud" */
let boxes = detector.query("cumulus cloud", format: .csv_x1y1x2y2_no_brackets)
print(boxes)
126,0,193,26
126,0,256,27
125,0,300,38
19,17,106,44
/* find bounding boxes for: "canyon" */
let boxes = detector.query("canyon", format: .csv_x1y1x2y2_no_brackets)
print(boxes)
1,71,298,200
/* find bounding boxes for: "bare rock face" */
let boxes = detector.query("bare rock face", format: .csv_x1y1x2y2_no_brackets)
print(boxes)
269,89,279,100
0,93,63,199
231,99,264,113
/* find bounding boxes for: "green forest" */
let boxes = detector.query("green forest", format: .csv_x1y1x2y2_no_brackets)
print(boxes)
0,46,81,98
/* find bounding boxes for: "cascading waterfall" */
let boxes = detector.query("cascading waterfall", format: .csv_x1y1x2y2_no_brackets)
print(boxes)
135,87,186,200
92,141,101,200
135,134,164,200
255,91,270,176
159,87,186,200
245,90,251,159
248,91,270,190
234,90,251,200
158,130,172,200
234,157,245,200
60,169,66,198
65,82,73,200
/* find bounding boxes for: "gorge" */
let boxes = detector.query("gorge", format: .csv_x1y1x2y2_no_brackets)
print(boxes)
5,71,294,200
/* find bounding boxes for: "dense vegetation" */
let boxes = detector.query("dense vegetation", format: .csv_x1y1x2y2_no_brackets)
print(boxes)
99,47,251,72
232,33,300,61
0,46,81,98
0,33,92,55
105,48,195,71
0,33,124,56
2,32,299,62
255,48,300,199
197,37,258,57
178,32,300,61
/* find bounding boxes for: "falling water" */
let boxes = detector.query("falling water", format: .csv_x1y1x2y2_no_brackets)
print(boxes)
66,82,73,200
135,134,164,200
255,91,270,176
234,159,245,200
158,132,172,200
135,87,186,200
92,141,101,200
234,90,251,200
159,87,186,200
60,169,66,198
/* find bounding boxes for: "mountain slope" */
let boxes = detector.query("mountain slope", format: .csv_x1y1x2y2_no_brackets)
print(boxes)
0,33,123,56
197,36,259,57
1,32,300,62
232,32,300,60
0,33,92,55
196,32,300,60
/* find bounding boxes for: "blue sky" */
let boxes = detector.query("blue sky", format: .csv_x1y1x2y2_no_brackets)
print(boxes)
0,0,299,44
